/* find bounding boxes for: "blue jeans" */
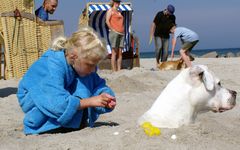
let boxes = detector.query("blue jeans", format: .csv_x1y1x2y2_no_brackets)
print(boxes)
154,36,169,63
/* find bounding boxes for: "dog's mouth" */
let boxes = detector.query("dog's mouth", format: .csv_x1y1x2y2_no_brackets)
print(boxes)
212,105,235,113
219,108,231,113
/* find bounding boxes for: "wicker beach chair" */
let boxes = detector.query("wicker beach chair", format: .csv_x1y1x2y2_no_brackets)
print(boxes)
0,1,64,79
0,0,34,33
79,2,140,69
0,0,34,79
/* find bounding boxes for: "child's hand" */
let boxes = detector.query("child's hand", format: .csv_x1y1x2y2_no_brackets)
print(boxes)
79,93,116,109
101,93,116,109
91,93,116,108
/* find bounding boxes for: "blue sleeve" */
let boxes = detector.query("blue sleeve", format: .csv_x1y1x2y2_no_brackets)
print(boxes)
88,73,115,127
92,72,115,114
29,55,80,126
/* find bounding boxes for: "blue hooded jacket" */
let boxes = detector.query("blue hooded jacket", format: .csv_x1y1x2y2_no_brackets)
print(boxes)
17,49,115,134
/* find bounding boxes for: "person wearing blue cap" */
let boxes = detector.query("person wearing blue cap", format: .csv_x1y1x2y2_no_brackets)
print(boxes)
149,4,176,67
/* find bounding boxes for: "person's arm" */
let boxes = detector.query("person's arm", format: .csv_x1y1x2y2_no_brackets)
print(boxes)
171,36,176,60
90,72,116,113
93,72,116,109
73,72,116,111
150,12,160,45
106,9,112,30
79,93,116,110
149,22,156,44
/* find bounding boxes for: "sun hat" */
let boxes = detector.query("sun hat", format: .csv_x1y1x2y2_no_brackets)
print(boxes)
167,4,175,15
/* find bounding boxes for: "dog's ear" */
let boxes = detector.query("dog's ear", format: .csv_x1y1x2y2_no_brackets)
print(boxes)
190,65,214,91
202,70,215,91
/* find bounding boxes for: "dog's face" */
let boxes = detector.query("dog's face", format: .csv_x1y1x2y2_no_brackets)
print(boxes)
189,65,236,113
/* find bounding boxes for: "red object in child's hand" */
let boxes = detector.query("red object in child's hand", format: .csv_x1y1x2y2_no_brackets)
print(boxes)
107,99,116,108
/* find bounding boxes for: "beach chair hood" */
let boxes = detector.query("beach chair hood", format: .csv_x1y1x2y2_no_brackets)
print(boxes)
86,2,133,53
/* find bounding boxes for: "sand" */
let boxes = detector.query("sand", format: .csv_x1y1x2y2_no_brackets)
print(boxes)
0,58,240,150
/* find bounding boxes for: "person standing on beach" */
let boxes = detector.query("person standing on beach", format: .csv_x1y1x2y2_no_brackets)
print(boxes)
170,24,199,67
106,0,125,72
149,4,176,66
35,0,58,21
17,27,116,135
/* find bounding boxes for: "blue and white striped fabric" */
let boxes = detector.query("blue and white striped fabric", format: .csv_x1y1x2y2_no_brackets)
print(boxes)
87,4,133,53
88,4,132,14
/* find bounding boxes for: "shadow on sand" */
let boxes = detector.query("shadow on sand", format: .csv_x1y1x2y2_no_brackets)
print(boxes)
0,87,18,98
94,121,119,128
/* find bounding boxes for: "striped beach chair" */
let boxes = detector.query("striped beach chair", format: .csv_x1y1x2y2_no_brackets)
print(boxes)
79,2,140,69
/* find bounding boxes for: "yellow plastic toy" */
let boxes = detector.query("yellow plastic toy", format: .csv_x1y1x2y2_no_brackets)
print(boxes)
141,122,161,137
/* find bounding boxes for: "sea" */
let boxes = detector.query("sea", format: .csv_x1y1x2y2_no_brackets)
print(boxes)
140,48,240,58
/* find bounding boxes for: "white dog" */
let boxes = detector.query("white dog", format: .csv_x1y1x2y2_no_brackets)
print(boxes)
138,65,237,128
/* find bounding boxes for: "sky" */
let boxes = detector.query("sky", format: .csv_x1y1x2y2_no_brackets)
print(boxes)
35,0,240,52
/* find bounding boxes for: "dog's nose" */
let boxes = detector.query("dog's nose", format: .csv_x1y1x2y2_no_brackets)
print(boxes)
228,90,237,106
230,90,237,97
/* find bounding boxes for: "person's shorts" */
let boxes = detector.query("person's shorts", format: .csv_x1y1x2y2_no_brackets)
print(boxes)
181,40,199,52
109,30,124,49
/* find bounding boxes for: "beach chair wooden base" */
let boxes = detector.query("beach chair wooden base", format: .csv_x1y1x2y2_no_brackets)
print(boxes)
98,51,140,70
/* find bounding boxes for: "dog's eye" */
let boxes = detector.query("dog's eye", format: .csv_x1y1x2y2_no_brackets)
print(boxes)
217,82,221,86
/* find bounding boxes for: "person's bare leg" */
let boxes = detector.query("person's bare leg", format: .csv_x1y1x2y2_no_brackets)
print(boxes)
117,48,122,71
180,49,191,67
111,49,117,72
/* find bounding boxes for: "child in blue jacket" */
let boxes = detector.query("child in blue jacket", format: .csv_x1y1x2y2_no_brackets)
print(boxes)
17,27,116,134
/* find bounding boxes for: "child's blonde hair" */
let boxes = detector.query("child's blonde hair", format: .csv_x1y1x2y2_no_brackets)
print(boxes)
51,27,107,61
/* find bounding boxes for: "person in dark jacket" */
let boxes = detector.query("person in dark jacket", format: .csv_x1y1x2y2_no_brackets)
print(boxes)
149,4,176,66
